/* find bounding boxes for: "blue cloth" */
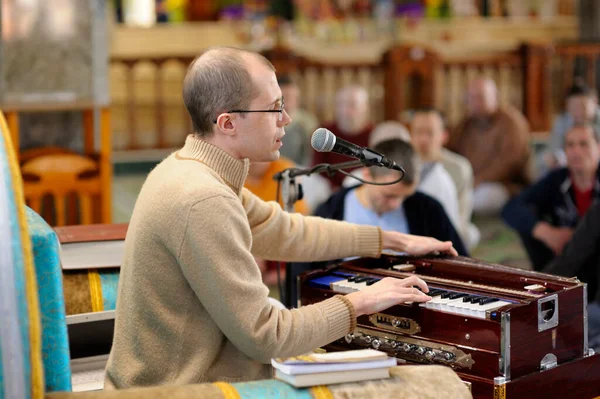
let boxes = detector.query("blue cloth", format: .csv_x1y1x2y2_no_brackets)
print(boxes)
26,207,72,392
231,379,313,399
343,189,409,234
99,269,120,311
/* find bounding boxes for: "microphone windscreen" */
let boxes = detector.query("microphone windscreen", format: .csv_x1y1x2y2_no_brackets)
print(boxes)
311,128,336,152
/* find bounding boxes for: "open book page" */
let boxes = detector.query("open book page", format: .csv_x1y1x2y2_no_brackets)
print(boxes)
274,349,388,365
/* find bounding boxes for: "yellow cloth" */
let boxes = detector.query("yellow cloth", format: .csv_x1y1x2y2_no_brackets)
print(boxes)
244,158,309,215
104,135,381,389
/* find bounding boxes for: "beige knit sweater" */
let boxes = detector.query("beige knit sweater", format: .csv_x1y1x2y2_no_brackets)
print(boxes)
104,135,382,389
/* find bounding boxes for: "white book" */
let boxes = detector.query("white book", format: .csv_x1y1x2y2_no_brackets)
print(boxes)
274,367,391,388
271,356,397,375
60,240,125,270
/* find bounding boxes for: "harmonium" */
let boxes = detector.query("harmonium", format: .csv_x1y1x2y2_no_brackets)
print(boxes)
299,255,600,399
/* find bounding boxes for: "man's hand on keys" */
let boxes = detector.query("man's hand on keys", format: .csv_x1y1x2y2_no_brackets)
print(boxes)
346,275,431,317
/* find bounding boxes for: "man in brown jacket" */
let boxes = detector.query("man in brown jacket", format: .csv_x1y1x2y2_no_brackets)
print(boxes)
449,78,531,216
104,47,457,389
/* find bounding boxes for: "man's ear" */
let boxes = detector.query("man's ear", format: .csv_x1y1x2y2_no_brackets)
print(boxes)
215,113,236,137
441,129,450,146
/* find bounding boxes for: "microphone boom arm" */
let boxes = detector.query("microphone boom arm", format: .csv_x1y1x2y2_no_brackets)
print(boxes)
273,159,366,182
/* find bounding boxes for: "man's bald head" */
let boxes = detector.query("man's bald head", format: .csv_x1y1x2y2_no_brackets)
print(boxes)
466,78,499,117
182,47,275,137
335,85,371,135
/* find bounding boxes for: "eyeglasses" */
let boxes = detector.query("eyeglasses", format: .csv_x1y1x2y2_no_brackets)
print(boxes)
213,100,285,123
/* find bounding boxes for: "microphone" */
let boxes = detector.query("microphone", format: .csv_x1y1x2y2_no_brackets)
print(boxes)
310,128,403,171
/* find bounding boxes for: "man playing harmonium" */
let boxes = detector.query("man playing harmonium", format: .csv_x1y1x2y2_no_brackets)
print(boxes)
104,47,458,389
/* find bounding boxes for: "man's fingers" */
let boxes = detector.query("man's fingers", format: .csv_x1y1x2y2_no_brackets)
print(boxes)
391,292,431,303
410,294,432,303
398,276,429,293
440,241,458,256
446,246,458,256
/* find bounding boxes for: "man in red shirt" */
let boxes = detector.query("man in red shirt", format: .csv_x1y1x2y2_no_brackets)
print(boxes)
312,85,373,189
502,124,600,270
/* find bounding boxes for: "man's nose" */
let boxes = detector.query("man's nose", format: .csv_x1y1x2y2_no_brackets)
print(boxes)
279,109,292,126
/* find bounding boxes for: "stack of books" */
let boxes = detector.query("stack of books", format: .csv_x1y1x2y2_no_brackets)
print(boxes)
54,223,128,270
271,349,396,388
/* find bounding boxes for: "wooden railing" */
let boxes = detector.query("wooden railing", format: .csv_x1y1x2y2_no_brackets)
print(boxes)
110,56,194,152
264,44,553,132
553,42,600,106
262,47,388,125
109,41,597,154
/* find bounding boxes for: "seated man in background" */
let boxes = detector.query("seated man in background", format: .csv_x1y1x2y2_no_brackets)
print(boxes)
546,80,600,171
361,121,463,246
312,85,373,189
449,78,531,216
543,202,600,352
317,138,467,256
410,108,479,249
502,124,600,271
278,75,318,167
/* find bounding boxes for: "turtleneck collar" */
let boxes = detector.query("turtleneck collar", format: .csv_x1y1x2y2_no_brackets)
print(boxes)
177,134,250,196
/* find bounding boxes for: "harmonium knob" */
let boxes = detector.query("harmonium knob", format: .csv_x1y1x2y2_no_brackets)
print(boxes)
415,346,426,356
425,350,436,360
371,339,381,349
401,343,413,353
363,335,373,344
443,352,456,361
345,333,355,344
385,339,398,349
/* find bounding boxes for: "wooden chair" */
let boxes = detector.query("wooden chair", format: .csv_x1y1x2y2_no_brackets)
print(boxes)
21,153,101,226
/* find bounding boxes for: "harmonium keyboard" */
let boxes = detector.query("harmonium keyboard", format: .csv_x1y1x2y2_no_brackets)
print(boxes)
299,255,600,399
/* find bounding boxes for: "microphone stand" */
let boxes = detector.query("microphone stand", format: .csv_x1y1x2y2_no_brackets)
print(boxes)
273,159,366,211
272,159,378,307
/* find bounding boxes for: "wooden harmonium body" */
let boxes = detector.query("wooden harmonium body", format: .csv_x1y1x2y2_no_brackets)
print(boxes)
299,255,600,399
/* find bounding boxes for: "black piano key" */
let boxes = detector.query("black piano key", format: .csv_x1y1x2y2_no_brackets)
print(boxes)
354,276,371,283
449,292,468,300
366,278,380,286
441,292,453,299
478,297,499,305
462,295,480,303
347,275,359,282
428,289,444,297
